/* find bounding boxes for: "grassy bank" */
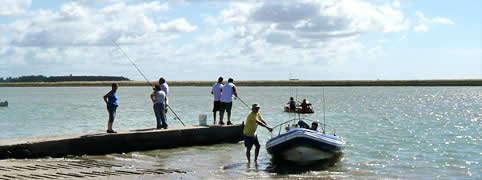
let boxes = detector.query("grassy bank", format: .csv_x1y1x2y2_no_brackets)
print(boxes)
0,79,481,87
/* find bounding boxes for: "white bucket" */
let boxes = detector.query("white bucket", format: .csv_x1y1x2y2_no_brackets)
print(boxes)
199,114,207,126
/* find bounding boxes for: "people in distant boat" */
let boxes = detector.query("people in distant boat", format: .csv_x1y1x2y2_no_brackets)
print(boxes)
311,121,319,131
211,77,224,125
159,77,169,115
220,78,237,125
288,97,296,111
243,104,273,163
300,99,310,112
103,83,119,133
151,85,167,129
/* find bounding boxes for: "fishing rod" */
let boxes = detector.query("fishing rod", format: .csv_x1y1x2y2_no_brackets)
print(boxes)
235,96,251,109
111,40,153,88
111,39,185,126
167,105,185,126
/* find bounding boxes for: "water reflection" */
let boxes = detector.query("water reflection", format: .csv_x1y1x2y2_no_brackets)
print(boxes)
266,153,343,174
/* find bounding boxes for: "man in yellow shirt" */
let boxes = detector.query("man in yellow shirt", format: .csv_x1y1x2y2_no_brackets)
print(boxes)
244,104,273,163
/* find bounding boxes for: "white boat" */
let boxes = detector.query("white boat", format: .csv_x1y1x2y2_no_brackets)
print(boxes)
0,101,7,107
266,118,344,164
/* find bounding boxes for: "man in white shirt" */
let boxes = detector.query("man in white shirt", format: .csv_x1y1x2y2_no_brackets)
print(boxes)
159,77,169,116
211,77,224,125
220,78,238,125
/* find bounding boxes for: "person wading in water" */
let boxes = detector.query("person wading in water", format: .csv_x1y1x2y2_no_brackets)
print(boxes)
243,104,273,163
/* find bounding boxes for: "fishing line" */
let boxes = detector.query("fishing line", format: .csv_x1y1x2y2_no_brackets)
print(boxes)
235,96,251,110
111,39,185,126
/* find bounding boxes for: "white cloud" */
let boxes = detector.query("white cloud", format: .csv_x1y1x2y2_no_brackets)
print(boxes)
432,17,455,24
201,0,409,67
0,0,31,17
159,18,198,32
414,24,428,32
392,0,400,8
6,1,190,47
414,11,454,32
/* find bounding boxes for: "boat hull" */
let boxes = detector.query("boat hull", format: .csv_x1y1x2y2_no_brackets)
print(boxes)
283,106,314,114
0,101,7,107
267,128,344,163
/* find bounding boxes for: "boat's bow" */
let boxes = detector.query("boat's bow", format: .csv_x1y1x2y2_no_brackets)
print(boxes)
266,128,344,162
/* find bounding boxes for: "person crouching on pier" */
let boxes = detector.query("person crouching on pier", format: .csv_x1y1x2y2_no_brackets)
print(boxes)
244,104,273,163
151,85,168,129
103,83,119,133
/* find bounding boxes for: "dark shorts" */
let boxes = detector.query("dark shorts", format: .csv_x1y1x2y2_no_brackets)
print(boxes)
107,104,118,123
244,135,260,149
220,102,233,113
213,101,222,112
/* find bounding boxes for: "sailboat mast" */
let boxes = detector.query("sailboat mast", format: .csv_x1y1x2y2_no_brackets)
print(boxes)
323,88,326,134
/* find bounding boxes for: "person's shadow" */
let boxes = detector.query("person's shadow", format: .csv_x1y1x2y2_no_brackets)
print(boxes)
265,153,343,174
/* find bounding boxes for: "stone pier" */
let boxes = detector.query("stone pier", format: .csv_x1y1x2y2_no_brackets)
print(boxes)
0,124,243,159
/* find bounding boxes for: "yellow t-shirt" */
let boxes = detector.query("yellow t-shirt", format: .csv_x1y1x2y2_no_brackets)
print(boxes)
243,112,263,137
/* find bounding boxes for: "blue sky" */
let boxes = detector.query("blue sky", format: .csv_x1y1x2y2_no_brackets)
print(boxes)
0,0,480,81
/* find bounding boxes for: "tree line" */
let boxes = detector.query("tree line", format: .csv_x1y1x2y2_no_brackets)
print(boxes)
0,75,130,82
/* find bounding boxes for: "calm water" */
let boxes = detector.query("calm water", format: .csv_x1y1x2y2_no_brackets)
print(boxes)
0,86,480,179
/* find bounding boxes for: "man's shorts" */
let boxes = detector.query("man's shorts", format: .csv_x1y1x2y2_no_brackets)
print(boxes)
220,102,233,113
212,101,222,112
244,135,260,149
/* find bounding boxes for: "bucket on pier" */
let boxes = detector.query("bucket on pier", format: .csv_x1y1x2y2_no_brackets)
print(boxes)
199,114,207,126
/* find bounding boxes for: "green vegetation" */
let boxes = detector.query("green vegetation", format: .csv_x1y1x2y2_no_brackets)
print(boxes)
0,75,130,83
0,79,480,87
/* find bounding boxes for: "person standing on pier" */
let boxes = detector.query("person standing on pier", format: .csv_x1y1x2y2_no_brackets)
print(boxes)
159,77,169,116
244,104,273,163
103,83,119,133
151,85,167,129
220,78,237,125
211,77,224,125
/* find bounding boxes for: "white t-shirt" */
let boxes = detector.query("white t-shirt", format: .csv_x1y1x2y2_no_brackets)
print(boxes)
161,83,169,104
212,83,223,101
154,91,166,104
220,82,235,102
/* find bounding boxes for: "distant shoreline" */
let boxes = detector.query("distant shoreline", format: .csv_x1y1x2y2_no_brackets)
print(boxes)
0,79,481,87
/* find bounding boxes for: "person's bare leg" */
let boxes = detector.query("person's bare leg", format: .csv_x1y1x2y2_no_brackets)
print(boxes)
107,122,113,131
213,112,217,124
219,111,225,125
254,144,260,162
246,148,251,163
227,111,232,125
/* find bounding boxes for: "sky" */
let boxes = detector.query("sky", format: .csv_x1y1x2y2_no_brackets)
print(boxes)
0,0,480,81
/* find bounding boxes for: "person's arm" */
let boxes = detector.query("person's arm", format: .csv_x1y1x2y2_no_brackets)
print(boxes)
150,92,155,103
103,90,113,104
258,113,267,125
256,120,273,132
232,86,238,97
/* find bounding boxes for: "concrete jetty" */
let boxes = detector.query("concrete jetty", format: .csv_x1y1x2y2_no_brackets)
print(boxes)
0,124,243,159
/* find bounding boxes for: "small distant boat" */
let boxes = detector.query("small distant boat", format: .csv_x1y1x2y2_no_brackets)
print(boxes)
266,118,344,164
283,104,314,114
0,101,8,107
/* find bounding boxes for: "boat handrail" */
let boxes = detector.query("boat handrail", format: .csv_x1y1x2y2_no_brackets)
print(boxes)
271,117,327,130
270,117,333,137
